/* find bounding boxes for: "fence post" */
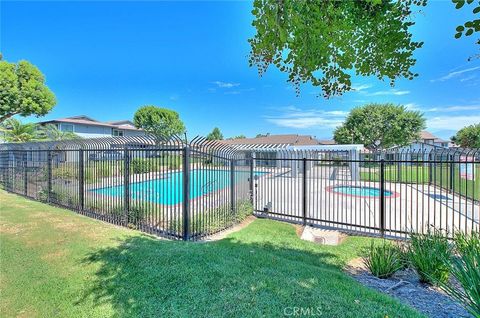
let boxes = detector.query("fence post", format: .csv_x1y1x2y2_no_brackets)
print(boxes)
449,154,454,192
302,157,307,226
47,150,52,202
380,159,386,237
182,146,190,241
23,151,28,196
79,149,84,211
123,148,130,226
428,153,433,185
249,156,254,205
230,159,235,215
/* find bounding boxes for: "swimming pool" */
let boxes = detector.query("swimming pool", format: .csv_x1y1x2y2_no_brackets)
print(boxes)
91,169,266,205
328,185,397,198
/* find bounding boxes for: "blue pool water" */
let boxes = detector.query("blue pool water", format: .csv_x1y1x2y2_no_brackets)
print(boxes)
91,170,266,205
332,186,394,197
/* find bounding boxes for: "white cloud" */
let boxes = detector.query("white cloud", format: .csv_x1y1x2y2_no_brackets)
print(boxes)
460,75,476,82
431,66,480,82
367,89,410,96
212,81,240,88
426,105,480,112
351,84,372,92
265,106,347,129
427,115,480,131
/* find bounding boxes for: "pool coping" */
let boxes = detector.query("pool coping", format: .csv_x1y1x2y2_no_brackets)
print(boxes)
325,185,401,199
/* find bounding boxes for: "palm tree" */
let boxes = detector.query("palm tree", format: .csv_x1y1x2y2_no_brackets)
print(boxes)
37,124,80,141
0,118,41,142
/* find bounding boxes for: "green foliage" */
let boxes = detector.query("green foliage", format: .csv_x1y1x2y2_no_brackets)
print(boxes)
133,106,185,142
333,103,425,150
206,127,223,141
452,0,480,60
255,133,270,138
0,58,56,122
364,240,403,278
0,118,41,142
249,0,425,97
437,232,480,317
228,135,246,140
408,229,453,285
452,123,480,148
130,156,181,174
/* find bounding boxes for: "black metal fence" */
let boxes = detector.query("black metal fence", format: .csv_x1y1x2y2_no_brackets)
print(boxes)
251,147,479,238
0,138,479,240
0,137,252,241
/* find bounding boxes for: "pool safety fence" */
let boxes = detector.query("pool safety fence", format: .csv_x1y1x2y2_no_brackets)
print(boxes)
0,137,478,240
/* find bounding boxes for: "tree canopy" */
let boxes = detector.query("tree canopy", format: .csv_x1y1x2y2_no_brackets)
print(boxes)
0,58,56,123
453,0,480,60
133,106,185,142
452,123,480,148
206,127,224,141
249,0,425,97
333,103,425,150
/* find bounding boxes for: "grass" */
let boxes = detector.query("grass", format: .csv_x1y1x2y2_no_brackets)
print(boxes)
0,190,423,318
360,164,479,200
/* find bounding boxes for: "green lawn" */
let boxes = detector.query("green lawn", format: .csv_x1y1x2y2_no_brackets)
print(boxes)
0,190,423,318
360,165,479,200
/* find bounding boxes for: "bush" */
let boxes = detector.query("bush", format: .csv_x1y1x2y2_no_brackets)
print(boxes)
364,240,403,278
131,158,156,174
438,232,480,317
408,229,452,285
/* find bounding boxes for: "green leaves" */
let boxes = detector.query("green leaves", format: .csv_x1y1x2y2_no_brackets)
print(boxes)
453,123,480,148
133,106,185,143
333,103,426,150
0,59,56,123
452,0,480,57
249,0,425,97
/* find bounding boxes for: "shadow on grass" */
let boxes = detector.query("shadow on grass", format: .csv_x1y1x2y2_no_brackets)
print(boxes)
76,226,420,318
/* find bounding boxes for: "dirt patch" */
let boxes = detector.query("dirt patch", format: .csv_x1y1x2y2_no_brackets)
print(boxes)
345,258,472,318
200,215,257,242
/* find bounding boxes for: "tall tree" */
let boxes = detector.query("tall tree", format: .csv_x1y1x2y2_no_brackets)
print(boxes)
0,57,56,123
333,103,425,150
249,0,425,97
133,106,185,142
0,118,41,142
206,127,224,141
452,123,480,148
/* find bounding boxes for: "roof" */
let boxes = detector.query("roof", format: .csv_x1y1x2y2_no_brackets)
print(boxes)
419,130,437,140
38,116,142,131
417,131,448,144
222,134,321,146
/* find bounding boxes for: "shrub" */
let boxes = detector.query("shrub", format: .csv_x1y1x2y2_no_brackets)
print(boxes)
131,158,156,174
408,229,452,285
438,232,480,317
364,240,403,278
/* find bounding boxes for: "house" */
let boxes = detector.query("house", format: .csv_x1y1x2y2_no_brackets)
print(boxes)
37,115,145,138
222,134,363,180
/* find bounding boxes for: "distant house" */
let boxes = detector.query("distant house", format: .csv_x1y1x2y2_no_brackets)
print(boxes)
223,134,337,148
38,115,145,138
222,134,363,180
395,130,450,153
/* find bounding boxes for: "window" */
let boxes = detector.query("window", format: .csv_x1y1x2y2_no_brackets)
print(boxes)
113,129,124,137
60,124,74,132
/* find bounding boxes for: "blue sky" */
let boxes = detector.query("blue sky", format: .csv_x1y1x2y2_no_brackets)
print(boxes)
1,1,479,140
